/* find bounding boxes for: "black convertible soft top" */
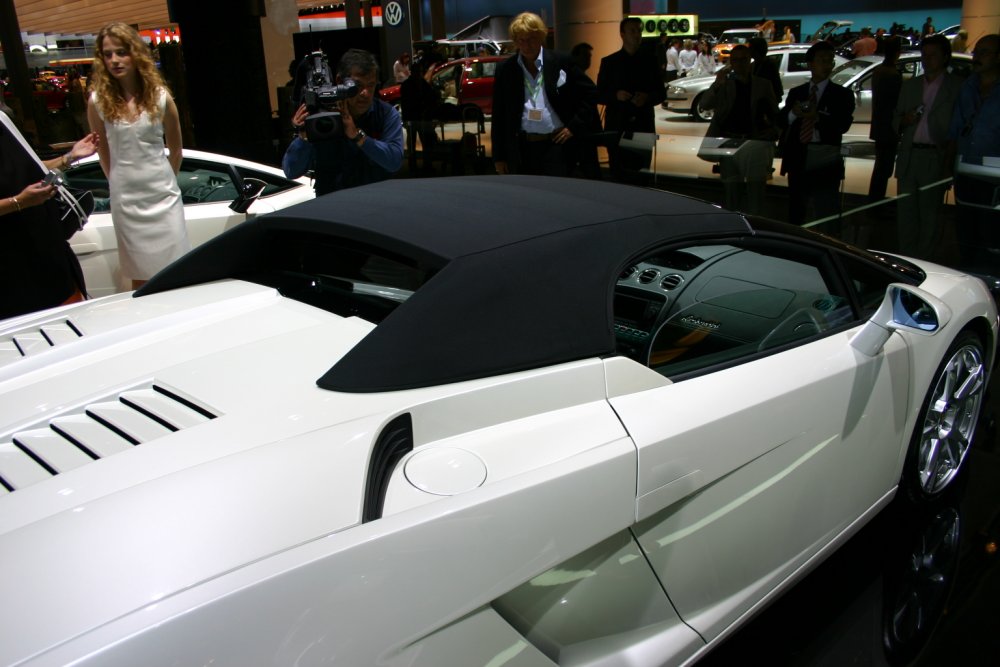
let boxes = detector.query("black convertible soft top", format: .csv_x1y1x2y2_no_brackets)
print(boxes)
142,176,752,392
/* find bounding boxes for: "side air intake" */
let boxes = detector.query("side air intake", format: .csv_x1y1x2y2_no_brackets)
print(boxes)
362,414,413,523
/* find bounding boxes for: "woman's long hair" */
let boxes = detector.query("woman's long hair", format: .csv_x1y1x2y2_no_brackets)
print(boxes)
90,22,168,123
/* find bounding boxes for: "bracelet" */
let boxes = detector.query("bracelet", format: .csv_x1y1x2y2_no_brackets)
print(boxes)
10,196,21,212
62,153,73,169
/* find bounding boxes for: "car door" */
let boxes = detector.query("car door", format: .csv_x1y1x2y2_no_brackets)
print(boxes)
609,239,909,642
431,62,462,104
460,60,497,115
852,69,875,122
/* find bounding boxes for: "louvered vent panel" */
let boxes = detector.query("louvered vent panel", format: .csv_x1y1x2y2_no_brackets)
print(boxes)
85,402,175,443
0,442,50,490
0,384,218,493
661,274,683,290
638,269,659,284
12,333,49,357
0,319,83,368
0,342,21,366
14,430,93,473
51,416,133,458
119,388,214,430
41,322,81,345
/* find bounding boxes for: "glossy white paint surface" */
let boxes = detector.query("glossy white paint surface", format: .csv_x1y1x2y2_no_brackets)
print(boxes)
0,254,995,666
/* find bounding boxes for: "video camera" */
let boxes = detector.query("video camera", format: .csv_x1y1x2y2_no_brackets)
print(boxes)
299,51,360,141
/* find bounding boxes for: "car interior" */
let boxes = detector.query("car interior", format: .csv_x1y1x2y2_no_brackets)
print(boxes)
63,158,302,211
613,242,861,377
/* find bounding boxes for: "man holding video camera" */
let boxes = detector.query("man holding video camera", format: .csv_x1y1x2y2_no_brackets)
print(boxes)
283,49,403,195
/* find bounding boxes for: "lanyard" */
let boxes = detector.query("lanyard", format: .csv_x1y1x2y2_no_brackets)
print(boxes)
523,68,544,108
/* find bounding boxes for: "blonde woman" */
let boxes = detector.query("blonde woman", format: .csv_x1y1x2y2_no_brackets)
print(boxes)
87,22,188,290
678,39,697,76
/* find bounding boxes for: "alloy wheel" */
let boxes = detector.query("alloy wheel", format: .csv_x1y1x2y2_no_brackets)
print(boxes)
916,342,984,496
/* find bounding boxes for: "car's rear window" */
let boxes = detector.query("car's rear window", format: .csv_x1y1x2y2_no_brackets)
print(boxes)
240,231,436,324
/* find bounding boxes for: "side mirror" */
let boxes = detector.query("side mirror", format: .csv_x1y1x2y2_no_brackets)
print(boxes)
850,284,952,356
228,178,266,214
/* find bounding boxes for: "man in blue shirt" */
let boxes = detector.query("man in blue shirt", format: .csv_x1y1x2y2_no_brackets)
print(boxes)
949,34,1000,262
284,49,403,195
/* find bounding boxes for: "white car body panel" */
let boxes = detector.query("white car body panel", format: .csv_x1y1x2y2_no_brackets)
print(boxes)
0,282,650,666
65,150,313,297
1,172,997,667
620,329,909,639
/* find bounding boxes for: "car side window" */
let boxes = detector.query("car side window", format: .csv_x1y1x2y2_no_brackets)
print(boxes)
767,53,782,71
788,52,809,72
65,159,302,210
838,254,896,316
483,61,497,77
614,243,853,378
62,162,110,212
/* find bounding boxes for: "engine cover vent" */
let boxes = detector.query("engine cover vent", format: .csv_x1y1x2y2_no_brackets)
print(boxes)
0,383,219,495
0,320,83,368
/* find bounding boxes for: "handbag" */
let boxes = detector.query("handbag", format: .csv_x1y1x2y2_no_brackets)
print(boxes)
51,184,94,240
0,111,94,239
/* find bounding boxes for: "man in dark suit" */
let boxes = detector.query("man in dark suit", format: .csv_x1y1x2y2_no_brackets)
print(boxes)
597,16,665,184
779,41,855,228
701,45,779,214
894,34,961,257
491,12,598,176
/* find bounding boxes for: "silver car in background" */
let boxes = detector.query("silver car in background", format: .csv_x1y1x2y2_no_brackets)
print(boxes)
666,46,847,121
830,52,973,123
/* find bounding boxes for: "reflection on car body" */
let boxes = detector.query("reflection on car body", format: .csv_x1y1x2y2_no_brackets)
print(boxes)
61,149,313,297
0,177,994,667
830,52,973,122
668,46,848,121
378,55,502,120
2,78,68,111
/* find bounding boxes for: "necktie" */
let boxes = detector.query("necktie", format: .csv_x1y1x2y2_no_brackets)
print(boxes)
799,84,818,144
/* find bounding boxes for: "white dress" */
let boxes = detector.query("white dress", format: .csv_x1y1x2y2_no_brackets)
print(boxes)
93,89,188,280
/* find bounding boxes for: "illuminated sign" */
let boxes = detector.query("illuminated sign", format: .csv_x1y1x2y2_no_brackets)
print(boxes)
634,15,699,37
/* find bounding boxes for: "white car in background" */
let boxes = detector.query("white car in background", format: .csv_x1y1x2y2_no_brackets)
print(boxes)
63,149,314,297
666,46,848,121
830,52,973,123
0,177,994,666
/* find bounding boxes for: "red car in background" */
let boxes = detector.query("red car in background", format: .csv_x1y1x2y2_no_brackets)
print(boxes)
379,55,503,119
3,78,69,111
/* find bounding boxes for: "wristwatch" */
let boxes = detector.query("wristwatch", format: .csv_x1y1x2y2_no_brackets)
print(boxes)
352,129,366,144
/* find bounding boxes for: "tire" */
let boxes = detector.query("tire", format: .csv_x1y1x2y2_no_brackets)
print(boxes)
691,93,713,122
882,506,961,665
902,331,986,504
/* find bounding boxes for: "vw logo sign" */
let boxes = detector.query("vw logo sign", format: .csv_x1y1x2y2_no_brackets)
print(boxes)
384,1,404,27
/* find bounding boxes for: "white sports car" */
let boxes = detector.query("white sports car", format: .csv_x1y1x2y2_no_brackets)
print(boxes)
0,177,995,666
63,149,314,297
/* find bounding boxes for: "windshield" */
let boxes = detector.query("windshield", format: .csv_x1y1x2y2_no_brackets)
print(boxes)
719,32,755,44
830,59,871,86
